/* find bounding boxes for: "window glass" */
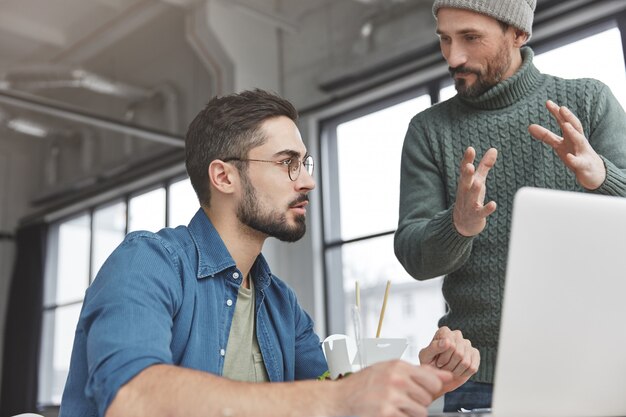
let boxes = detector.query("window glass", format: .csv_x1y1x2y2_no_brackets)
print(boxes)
92,201,126,281
46,214,90,306
168,178,199,227
335,95,431,241
128,187,166,233
534,27,626,108
439,83,456,102
38,303,82,405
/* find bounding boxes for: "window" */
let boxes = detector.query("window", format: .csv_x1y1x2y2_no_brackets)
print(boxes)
39,213,90,404
128,188,166,233
321,93,445,363
38,177,198,407
91,201,126,281
168,178,199,227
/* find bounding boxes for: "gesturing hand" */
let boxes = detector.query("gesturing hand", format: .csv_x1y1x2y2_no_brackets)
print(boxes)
453,147,498,237
528,100,606,190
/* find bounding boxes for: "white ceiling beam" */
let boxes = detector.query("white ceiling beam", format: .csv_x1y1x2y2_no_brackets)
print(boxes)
0,11,67,47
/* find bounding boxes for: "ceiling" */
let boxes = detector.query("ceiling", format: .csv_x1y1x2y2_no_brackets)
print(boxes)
0,0,404,210
0,0,603,214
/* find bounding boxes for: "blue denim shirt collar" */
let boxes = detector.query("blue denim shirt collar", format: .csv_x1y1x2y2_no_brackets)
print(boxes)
187,208,272,290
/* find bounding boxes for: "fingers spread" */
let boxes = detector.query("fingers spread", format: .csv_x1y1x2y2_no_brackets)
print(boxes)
459,162,476,190
528,124,562,148
559,105,584,133
461,146,476,166
474,148,497,182
562,122,588,152
458,148,477,190
546,100,565,125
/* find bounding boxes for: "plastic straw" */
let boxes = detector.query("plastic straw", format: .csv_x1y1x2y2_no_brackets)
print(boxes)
352,305,365,370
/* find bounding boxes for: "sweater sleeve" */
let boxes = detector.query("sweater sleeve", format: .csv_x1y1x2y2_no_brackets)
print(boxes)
394,118,474,280
587,83,626,196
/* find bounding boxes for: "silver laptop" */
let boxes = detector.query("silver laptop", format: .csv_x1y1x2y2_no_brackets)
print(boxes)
430,187,626,417
492,187,626,417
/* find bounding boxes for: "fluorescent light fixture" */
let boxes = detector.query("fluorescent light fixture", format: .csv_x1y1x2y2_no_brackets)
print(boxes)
7,118,48,137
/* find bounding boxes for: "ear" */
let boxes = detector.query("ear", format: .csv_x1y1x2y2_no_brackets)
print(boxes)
513,29,529,46
208,160,239,196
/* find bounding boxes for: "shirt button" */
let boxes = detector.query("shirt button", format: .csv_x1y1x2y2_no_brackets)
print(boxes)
220,349,225,356
226,299,233,306
232,272,240,279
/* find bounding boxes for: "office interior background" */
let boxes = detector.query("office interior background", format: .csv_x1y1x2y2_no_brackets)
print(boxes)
1,0,625,415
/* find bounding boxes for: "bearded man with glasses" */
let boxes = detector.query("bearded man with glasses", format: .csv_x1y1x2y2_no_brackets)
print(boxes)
59,89,480,417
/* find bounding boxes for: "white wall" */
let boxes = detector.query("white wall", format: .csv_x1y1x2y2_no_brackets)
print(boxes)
281,1,438,109
207,0,281,93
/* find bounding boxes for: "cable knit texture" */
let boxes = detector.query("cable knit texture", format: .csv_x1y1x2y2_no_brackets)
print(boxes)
395,47,626,383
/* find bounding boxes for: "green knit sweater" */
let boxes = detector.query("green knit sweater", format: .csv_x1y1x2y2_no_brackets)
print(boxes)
394,47,626,383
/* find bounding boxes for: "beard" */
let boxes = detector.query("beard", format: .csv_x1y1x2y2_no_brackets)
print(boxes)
450,42,512,98
236,172,307,242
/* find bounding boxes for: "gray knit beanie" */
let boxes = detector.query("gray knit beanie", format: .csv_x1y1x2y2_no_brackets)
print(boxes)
432,0,536,38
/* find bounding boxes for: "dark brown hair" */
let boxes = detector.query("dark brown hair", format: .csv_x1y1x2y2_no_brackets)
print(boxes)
185,89,298,207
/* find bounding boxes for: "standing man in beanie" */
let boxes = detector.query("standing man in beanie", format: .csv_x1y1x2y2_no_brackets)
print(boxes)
394,0,626,412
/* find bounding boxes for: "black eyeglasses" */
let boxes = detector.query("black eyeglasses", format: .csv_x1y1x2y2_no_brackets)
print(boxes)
223,154,314,181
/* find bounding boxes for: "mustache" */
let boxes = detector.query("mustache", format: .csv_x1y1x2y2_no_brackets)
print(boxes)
449,66,481,76
289,194,309,207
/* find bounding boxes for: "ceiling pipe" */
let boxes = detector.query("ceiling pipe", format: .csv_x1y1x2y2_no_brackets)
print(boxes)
0,89,184,148
2,65,153,101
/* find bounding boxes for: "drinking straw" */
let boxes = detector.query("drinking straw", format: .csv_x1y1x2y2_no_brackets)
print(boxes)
375,280,391,338
352,305,365,370
353,280,365,369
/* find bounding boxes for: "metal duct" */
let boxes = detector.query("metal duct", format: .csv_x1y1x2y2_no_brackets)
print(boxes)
1,65,153,101
0,89,184,147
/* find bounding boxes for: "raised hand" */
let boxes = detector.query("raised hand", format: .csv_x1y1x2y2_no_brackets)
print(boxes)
452,147,498,237
528,100,606,190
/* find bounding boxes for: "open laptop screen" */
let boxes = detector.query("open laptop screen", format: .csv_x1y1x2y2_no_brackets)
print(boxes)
492,187,626,417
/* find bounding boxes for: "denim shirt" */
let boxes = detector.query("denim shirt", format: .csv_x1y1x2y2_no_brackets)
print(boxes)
59,209,328,417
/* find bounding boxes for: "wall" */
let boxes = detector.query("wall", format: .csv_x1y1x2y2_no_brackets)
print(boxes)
281,0,439,110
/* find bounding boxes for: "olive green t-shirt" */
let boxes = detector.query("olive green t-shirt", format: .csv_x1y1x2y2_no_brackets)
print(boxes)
222,278,269,382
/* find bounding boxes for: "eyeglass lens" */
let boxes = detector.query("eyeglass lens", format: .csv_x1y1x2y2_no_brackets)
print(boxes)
288,155,314,181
